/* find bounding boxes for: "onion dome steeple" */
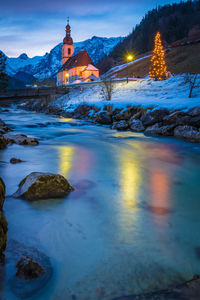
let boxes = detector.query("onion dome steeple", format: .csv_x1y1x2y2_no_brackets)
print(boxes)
63,17,73,45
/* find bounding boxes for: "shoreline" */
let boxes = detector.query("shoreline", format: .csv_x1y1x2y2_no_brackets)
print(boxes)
15,97,200,144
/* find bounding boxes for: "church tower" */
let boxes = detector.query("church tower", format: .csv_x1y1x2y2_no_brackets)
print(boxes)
62,18,74,65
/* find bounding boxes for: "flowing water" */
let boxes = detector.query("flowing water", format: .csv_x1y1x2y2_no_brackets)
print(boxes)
0,109,200,300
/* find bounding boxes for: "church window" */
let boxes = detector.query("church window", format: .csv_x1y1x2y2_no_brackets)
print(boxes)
68,48,71,55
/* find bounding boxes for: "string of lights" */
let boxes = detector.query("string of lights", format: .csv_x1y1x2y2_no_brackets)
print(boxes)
149,32,167,81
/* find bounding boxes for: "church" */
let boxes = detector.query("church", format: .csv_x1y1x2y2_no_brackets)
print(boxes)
57,21,100,86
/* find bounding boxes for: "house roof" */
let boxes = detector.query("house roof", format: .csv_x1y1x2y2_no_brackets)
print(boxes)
83,64,99,72
60,50,93,71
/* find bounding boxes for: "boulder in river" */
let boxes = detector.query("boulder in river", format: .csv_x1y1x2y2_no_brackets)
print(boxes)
0,177,8,256
10,158,23,164
0,177,5,210
141,108,169,127
16,256,45,280
129,119,145,132
112,120,129,130
13,172,74,201
8,239,53,299
189,115,200,128
174,125,200,142
145,123,175,136
0,212,8,256
95,112,112,125
0,119,11,134
3,133,39,146
188,107,200,117
0,136,7,149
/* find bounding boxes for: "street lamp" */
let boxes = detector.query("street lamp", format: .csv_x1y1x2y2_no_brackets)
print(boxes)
65,73,70,84
126,55,133,83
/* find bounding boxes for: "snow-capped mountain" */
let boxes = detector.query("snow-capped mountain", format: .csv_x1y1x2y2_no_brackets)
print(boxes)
4,36,123,81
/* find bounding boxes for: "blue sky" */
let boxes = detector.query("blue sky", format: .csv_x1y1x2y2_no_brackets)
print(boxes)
0,0,186,57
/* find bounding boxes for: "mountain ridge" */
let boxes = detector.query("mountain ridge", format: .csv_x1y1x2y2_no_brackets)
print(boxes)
3,36,123,81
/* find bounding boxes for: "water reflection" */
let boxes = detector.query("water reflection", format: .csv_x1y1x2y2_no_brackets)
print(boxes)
56,146,74,178
116,142,143,236
148,169,170,216
59,118,73,123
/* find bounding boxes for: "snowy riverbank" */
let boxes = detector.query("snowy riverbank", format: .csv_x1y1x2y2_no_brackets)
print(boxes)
51,75,200,112
17,75,200,143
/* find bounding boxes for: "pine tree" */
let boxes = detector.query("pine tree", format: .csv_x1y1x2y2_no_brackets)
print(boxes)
149,32,167,80
0,51,9,90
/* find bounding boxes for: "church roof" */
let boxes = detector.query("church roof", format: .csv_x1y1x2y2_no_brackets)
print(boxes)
83,64,99,72
60,50,93,71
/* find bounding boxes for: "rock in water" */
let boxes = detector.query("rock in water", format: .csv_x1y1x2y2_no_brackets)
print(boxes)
10,158,23,164
3,133,39,145
0,212,8,255
13,172,74,200
0,177,5,210
129,119,145,132
174,126,200,143
0,136,7,150
16,257,45,280
0,177,8,256
112,120,129,130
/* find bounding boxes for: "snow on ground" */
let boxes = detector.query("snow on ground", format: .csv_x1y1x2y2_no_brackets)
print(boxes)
52,75,200,112
104,55,152,78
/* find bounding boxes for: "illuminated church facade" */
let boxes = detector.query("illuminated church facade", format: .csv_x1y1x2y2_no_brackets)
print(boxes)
57,20,99,86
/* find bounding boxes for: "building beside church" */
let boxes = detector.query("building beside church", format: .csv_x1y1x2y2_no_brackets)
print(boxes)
57,21,99,86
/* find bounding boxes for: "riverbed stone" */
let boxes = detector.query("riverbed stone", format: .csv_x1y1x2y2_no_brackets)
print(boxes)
0,119,11,134
163,111,189,126
3,133,39,146
112,120,129,130
141,108,169,126
73,104,92,119
0,177,5,210
10,158,23,164
112,107,138,121
16,256,45,280
0,177,7,257
0,212,8,256
174,125,200,142
145,123,175,136
13,172,74,200
188,107,200,117
8,239,53,299
95,112,112,125
0,135,7,149
189,115,200,128
129,119,145,132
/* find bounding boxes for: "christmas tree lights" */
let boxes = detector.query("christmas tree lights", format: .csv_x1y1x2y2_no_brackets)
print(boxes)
149,32,167,81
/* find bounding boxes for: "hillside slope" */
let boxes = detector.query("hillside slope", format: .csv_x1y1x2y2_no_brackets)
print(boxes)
108,43,200,78
109,0,200,62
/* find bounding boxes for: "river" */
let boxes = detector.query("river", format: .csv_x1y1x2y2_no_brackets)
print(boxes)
0,108,200,300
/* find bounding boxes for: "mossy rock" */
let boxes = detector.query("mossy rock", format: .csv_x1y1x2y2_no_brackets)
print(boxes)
0,211,8,255
13,172,74,201
0,177,5,210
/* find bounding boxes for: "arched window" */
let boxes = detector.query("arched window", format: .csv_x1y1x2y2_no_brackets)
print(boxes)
68,48,71,55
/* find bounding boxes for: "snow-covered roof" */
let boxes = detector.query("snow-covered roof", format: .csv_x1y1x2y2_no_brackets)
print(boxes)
83,64,99,72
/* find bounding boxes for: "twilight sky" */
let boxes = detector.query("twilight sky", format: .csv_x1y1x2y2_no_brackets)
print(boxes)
1,0,185,57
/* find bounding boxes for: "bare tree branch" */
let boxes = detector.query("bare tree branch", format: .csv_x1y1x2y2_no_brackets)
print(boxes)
100,79,115,101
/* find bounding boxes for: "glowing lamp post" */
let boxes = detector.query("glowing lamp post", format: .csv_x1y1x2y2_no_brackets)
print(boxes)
65,73,70,84
126,55,133,83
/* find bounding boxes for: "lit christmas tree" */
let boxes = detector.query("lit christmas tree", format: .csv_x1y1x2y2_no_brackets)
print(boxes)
149,32,167,81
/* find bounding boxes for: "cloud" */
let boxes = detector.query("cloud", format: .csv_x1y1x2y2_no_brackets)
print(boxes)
0,0,186,57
